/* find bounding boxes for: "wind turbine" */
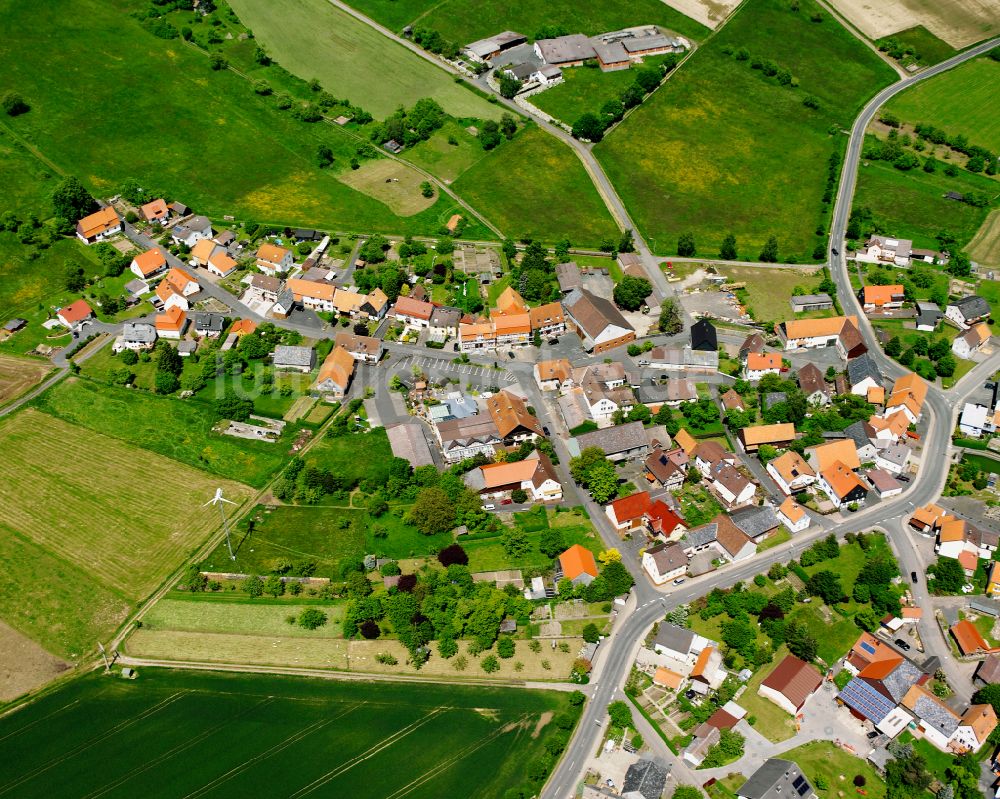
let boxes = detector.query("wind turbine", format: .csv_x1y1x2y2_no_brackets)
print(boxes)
206,488,238,561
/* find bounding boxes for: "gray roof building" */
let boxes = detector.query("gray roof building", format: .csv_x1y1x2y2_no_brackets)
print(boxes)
385,421,436,468
843,420,876,451
555,261,583,293
729,505,779,540
272,344,315,369
574,421,651,461
764,391,787,410
652,623,695,656
949,295,991,322
535,34,597,63
738,758,816,799
684,523,719,550
193,313,224,334
847,353,882,388
122,322,156,344
621,759,669,799
789,294,833,312
876,442,911,469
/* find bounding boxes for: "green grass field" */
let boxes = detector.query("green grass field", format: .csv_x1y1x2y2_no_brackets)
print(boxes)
145,596,347,638
227,0,500,121
969,210,1000,268
406,121,494,183
452,124,619,244
33,377,288,487
0,669,574,798
464,509,602,572
531,65,645,125
344,0,710,42
780,741,885,799
596,0,896,260
876,26,957,68
306,427,395,489
721,265,825,322
853,152,997,250
0,409,252,660
0,0,465,237
886,56,1000,151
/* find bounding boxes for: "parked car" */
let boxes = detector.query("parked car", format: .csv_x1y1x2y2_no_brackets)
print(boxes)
507,351,516,359
500,498,513,506
672,578,686,586
638,360,650,366
866,730,879,739
894,639,911,651
482,503,496,511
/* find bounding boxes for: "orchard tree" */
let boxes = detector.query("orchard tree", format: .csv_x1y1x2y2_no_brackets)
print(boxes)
677,232,696,257
571,112,606,142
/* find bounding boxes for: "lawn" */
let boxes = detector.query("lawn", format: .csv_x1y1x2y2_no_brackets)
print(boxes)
853,149,998,250
0,0,465,237
876,26,957,68
735,645,798,742
344,0,710,42
228,0,500,121
0,668,576,799
452,124,619,246
406,121,494,183
722,265,825,323
464,522,600,572
145,596,347,639
532,64,653,126
203,505,369,578
0,353,52,407
596,0,896,260
0,409,252,660
306,427,396,490
885,56,1000,151
33,377,289,487
781,741,886,799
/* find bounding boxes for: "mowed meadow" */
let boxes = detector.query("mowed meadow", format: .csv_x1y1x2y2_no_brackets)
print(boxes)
0,669,577,799
596,0,897,260
0,409,252,660
0,0,461,236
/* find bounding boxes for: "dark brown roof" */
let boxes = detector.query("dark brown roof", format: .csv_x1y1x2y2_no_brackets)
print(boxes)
977,654,1000,684
721,389,745,411
740,333,765,356
838,319,866,356
713,513,753,557
761,654,822,709
486,390,543,438
797,363,827,397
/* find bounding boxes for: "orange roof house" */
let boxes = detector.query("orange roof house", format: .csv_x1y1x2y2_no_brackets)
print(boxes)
529,301,565,331
675,428,697,456
230,319,257,337
745,352,783,371
653,667,684,690
690,646,716,681
739,423,795,452
938,518,966,543
495,286,529,316
76,206,121,242
862,284,905,308
57,299,94,327
140,198,169,223
988,562,1000,597
821,460,868,503
909,503,949,532
779,315,859,343
486,389,543,438
287,278,336,304
958,549,979,575
314,345,356,397
131,248,167,278
959,704,998,749
868,410,910,440
886,373,928,421
165,267,198,295
256,242,291,265
559,544,599,586
190,238,218,265
950,619,993,655
154,305,188,337
332,289,365,315
846,631,904,673
778,497,806,525
867,386,885,405
394,295,434,322
808,438,861,471
535,358,573,388
492,312,531,337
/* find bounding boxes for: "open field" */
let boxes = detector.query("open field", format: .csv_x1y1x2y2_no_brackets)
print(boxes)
826,0,999,48
0,0,465,237
453,125,619,245
780,741,886,799
969,211,1000,268
597,0,896,261
145,597,347,639
228,0,501,120
718,265,825,322
0,669,575,798
0,353,51,407
532,64,647,125
307,426,395,489
853,155,997,250
875,26,956,67
338,158,439,216
405,121,493,183
344,0,711,42
33,378,289,487
886,57,1000,151
0,620,68,702
0,409,252,659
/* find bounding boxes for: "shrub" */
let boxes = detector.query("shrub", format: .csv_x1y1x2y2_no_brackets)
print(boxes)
297,608,328,630
481,654,500,673
497,637,516,658
375,652,398,665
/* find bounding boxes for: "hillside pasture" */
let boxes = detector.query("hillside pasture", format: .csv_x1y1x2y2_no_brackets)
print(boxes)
0,669,575,799
0,353,52,406
0,0,461,237
969,211,1000,268
596,0,896,261
826,0,999,48
338,158,439,216
227,0,501,121
0,409,252,659
885,57,1000,151
33,378,288,487
531,64,647,125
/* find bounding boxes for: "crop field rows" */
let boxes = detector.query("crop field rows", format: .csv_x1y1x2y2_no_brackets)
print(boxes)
0,670,570,799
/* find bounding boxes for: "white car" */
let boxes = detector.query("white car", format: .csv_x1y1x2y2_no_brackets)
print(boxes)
482,503,496,511
961,583,975,594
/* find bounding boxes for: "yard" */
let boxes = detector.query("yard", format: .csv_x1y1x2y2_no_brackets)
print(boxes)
406,121,494,184
0,668,577,798
781,741,886,799
463,507,603,572
33,377,289,487
0,0,465,238
969,210,1000,269
596,0,896,261
306,426,396,491
0,409,252,660
343,0,710,43
144,595,347,639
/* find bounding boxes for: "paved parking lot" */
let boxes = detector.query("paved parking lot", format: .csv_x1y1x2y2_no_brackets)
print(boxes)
389,354,518,383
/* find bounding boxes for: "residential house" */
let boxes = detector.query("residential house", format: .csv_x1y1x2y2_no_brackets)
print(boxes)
758,654,823,715
817,460,869,508
797,363,829,405
847,354,883,396
558,544,598,586
471,450,562,502
915,300,943,331
777,497,810,532
740,333,766,360
721,388,746,412
192,313,224,338
952,704,998,753
976,654,1000,684
164,267,199,298
130,248,168,280
843,420,879,462
230,319,257,338
767,450,816,495
534,359,574,392
76,207,121,244
951,620,994,656
651,624,710,662
358,288,389,321
953,323,991,359
286,278,336,313
394,295,434,327
868,410,910,443
272,345,315,373
529,302,566,338
664,377,698,406
675,428,697,457
156,279,189,312
271,290,295,319
435,416,502,463
114,322,157,352
605,491,685,540
885,372,927,424
428,306,463,339
860,284,906,311
744,352,783,381
900,684,962,750
739,423,796,453
154,305,188,339
946,295,991,329
691,318,717,352
807,438,861,472
683,515,757,562
867,468,903,499
140,198,169,225
989,563,1000,598
574,421,655,462
248,274,283,304
789,294,833,313
314,346,355,398
693,441,739,478
874,442,911,475
645,346,719,373
56,299,94,329
837,319,868,360
189,239,237,277
707,462,757,508
168,201,188,217
486,390,543,444
644,445,687,491
255,243,294,276
839,652,927,736
777,316,865,358
729,505,780,542
857,236,913,267
959,402,1000,438
908,503,950,535
171,215,212,247
555,262,583,293
642,542,688,585
737,759,816,799
334,332,382,363
620,760,670,799
562,288,636,353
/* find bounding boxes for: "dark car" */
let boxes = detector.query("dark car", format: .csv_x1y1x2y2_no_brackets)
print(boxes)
831,247,839,256
911,571,918,583
507,351,516,359
894,638,911,651
866,730,879,740
898,474,910,482
684,689,698,700
543,426,550,436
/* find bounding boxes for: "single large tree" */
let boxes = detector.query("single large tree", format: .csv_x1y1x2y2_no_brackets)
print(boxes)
613,275,652,311
719,232,738,260
571,112,606,142
51,176,97,223
408,487,456,535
